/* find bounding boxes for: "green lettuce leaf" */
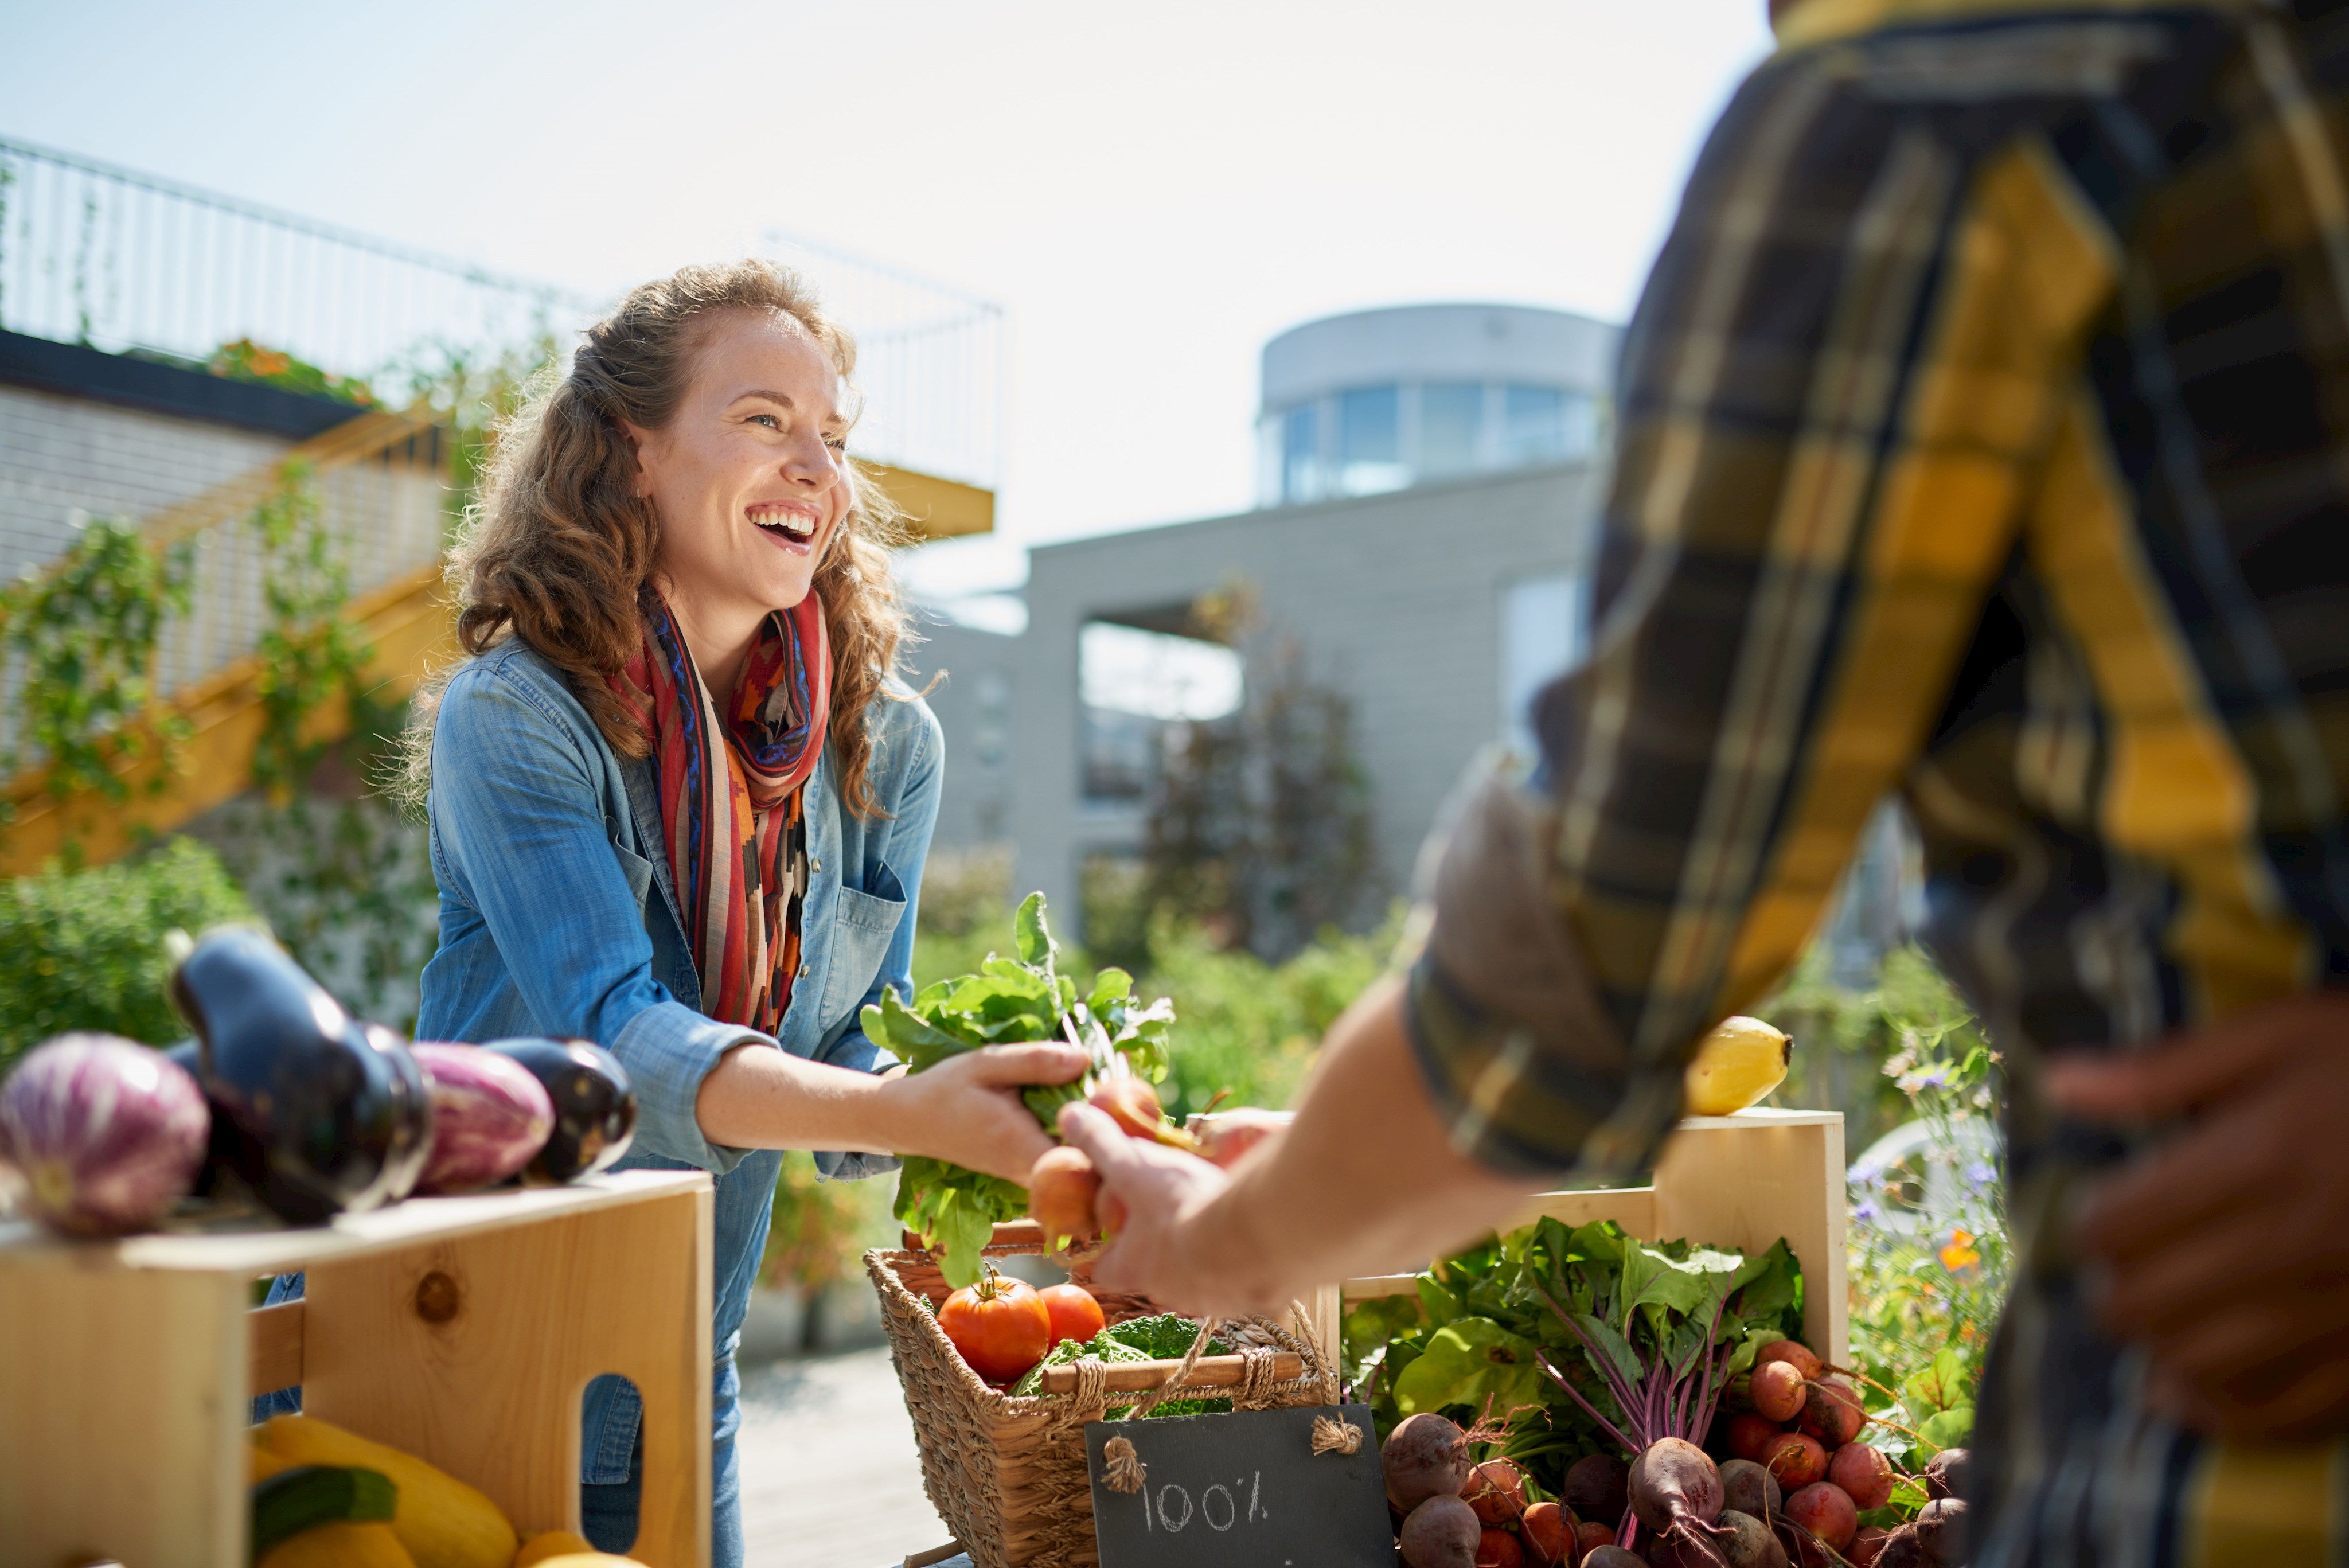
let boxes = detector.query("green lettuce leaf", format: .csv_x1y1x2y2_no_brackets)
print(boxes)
1392,1317,1546,1419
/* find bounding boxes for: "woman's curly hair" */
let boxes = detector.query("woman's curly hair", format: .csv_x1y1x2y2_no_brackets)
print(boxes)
404,259,915,817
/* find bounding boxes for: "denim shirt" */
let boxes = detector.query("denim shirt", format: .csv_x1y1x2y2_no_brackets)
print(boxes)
417,637,939,1482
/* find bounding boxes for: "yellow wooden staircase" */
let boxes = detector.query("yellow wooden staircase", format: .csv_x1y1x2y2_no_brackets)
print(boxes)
1,412,992,876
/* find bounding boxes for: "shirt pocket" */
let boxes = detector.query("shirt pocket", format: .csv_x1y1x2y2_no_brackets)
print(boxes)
820,872,907,1025
611,841,655,911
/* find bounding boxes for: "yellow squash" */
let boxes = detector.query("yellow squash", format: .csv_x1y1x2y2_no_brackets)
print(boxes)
1683,1015,1792,1115
259,1521,416,1568
526,1557,653,1567
254,1415,517,1568
514,1532,602,1566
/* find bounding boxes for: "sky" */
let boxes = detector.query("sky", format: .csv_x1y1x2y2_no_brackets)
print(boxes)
0,1,1776,595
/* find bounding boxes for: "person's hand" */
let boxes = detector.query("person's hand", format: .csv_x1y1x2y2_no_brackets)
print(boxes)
880,1043,1088,1185
2047,992,2349,1442
1059,1101,1280,1316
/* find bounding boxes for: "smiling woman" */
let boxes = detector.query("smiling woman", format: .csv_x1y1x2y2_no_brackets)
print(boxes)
334,261,1091,1564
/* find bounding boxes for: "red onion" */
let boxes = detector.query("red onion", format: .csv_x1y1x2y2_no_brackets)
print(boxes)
0,1033,209,1235
410,1043,554,1194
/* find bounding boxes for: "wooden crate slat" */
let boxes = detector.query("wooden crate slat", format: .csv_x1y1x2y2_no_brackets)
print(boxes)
247,1297,305,1395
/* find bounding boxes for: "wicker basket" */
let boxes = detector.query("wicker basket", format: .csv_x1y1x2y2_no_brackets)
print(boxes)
868,1225,1339,1568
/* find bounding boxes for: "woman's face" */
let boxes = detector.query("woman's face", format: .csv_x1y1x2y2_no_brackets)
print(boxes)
628,308,853,625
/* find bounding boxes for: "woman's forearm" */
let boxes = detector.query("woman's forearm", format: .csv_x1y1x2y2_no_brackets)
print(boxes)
693,1042,904,1153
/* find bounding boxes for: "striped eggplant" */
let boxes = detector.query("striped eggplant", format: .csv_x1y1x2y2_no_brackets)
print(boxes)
411,1043,555,1194
482,1037,637,1182
0,1033,209,1235
170,928,433,1223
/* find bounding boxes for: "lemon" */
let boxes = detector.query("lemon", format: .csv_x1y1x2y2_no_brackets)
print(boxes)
1683,1015,1792,1115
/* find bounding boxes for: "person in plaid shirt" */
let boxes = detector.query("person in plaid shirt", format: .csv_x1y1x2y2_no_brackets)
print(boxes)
1065,2,2349,1560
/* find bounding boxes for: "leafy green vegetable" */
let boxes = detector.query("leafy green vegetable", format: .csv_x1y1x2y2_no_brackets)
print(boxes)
877,892,1179,1286
1104,1313,1225,1361
1006,1319,1232,1417
1392,1318,1544,1419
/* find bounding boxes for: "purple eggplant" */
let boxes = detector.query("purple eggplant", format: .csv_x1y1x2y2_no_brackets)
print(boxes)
0,1033,209,1235
483,1037,637,1182
169,928,432,1223
410,1043,554,1194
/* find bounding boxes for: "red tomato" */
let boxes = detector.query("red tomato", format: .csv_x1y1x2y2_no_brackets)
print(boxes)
1039,1281,1106,1346
937,1271,1052,1383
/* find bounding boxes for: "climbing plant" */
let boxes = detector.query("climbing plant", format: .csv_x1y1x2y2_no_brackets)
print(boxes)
0,516,194,847
248,459,375,799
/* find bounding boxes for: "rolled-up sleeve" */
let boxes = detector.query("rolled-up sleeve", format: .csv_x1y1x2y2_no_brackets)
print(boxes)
430,658,770,1175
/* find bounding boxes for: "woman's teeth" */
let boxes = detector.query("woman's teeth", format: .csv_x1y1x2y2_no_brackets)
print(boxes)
750,509,815,541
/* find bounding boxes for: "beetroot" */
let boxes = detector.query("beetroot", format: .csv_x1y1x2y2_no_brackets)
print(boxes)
1585,1551,1648,1568
1828,1443,1894,1511
0,1034,208,1235
1751,1340,1823,1381
1566,1452,1633,1527
1386,1413,1474,1512
1401,1494,1482,1568
411,1043,554,1194
1762,1432,1827,1489
1750,1360,1806,1422
1715,1509,1789,1568
1784,1483,1856,1551
1923,1448,1970,1503
1465,1458,1528,1526
1798,1378,1865,1449
1911,1499,1966,1565
1849,1527,1891,1566
1726,1414,1784,1464
1520,1500,1571,1567
1580,1519,1625,1560
1630,1438,1731,1566
1874,1526,1926,1568
1719,1458,1781,1521
1478,1526,1527,1568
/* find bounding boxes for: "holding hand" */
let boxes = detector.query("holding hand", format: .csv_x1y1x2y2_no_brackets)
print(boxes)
882,1043,1090,1184
2048,992,2349,1442
1058,1100,1256,1314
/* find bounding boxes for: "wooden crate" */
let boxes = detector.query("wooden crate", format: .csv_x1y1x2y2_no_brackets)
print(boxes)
0,1169,714,1568
1298,1108,1849,1369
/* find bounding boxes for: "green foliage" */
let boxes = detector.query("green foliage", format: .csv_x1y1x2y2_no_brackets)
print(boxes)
761,1149,899,1294
208,339,377,407
248,461,373,798
0,516,194,838
0,837,257,1071
875,892,1175,1287
1009,1317,1233,1415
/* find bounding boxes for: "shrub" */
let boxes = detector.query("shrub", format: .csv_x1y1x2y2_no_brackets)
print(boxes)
0,837,259,1071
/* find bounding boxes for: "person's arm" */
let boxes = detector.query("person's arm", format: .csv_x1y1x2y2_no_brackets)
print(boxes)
432,661,1078,1183
1075,57,2097,1304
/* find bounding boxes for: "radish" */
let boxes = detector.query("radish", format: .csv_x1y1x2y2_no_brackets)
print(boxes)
1465,1458,1528,1526
1828,1443,1894,1511
1718,1458,1781,1521
1750,1360,1806,1422
1751,1340,1823,1381
1026,1145,1100,1248
1761,1431,1827,1489
1566,1452,1632,1526
1911,1499,1966,1565
1784,1484,1856,1551
1477,1526,1526,1567
1628,1438,1731,1566
0,1033,208,1236
1798,1377,1864,1449
1714,1509,1789,1568
1384,1413,1473,1512
1520,1500,1571,1567
1400,1494,1481,1568
1923,1448,1969,1503
1726,1414,1783,1464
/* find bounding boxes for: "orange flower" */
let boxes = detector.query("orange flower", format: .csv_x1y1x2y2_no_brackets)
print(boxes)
1940,1228,1981,1271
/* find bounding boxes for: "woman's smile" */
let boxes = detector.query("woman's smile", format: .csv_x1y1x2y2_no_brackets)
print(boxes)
747,498,824,554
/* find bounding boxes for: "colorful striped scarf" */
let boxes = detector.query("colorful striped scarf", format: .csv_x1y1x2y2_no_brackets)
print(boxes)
609,591,830,1035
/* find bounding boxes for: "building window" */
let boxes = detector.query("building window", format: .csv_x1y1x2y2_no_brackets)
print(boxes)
1500,384,1568,464
1282,404,1321,504
973,671,1009,769
1498,571,1591,756
1078,621,1244,803
1336,385,1407,496
1418,381,1484,478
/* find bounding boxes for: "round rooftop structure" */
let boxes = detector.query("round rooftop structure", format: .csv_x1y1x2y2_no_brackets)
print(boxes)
1256,302,1620,508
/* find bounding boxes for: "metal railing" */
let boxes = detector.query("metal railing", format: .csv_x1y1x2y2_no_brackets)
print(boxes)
0,138,1005,489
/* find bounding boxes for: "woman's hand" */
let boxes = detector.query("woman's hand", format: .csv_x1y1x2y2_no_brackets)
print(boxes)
877,1043,1090,1184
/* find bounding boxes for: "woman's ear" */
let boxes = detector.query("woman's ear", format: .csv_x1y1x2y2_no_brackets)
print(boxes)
616,417,655,500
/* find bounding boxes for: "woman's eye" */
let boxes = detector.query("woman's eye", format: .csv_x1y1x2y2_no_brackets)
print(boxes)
824,435,848,452
749,413,781,430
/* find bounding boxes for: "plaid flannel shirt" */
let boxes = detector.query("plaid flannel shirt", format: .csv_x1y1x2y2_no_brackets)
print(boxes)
1406,2,2349,1561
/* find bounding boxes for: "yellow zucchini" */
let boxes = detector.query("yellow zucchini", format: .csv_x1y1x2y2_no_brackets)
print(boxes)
258,1521,416,1568
253,1415,517,1568
514,1532,600,1566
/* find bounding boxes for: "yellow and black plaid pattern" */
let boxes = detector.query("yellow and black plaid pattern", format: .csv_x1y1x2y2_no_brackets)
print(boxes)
1404,2,2349,1562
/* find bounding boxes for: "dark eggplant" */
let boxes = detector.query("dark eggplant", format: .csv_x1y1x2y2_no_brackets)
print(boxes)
168,929,433,1223
482,1037,637,1181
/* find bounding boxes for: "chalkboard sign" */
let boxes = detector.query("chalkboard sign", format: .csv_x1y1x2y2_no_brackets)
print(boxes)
1084,1403,1393,1568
